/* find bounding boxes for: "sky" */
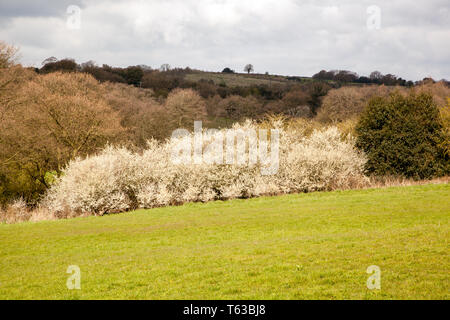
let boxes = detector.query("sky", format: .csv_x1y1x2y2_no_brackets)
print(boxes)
0,0,449,81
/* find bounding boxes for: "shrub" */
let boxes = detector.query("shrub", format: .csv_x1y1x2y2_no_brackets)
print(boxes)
122,66,144,86
43,120,367,215
0,198,73,223
0,198,30,223
355,92,449,179
82,66,126,83
43,146,139,214
40,59,78,74
222,67,234,73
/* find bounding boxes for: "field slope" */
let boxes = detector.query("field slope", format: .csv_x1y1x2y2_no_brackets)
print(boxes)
184,72,290,87
0,184,448,300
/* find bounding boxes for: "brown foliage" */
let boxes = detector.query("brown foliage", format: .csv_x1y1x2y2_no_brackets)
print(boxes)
413,82,450,156
17,72,123,160
40,59,78,74
165,88,208,127
280,89,312,117
415,81,450,109
282,89,310,108
0,41,19,68
103,82,175,145
216,95,262,120
141,71,181,97
316,85,398,123
0,71,124,203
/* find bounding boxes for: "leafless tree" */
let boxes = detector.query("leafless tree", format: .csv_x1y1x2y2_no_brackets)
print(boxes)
244,64,254,74
160,64,171,72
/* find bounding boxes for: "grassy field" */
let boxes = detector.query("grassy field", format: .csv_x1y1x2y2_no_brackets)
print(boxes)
0,184,448,300
185,72,290,87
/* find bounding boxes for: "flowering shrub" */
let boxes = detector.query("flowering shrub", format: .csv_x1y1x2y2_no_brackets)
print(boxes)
43,120,367,215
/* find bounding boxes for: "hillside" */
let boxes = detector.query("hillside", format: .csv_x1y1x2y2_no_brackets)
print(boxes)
184,71,310,87
0,184,448,299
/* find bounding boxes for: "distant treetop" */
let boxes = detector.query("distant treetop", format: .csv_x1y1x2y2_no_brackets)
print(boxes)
160,64,171,72
244,64,254,74
222,67,234,73
41,56,58,66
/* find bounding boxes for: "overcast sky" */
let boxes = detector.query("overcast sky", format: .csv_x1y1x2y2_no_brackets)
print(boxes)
1,0,449,80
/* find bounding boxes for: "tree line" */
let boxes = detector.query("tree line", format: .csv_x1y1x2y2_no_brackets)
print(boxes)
312,69,426,86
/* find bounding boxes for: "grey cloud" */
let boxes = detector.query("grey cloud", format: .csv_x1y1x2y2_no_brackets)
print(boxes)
0,0,448,80
0,0,84,18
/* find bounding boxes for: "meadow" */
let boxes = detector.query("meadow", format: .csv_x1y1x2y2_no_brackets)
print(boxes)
0,183,448,300
184,72,289,87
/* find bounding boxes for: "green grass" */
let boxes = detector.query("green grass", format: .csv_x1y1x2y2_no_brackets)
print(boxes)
0,184,449,300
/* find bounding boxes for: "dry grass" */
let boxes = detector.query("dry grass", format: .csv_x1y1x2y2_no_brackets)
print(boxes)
185,72,287,87
366,176,450,189
0,202,93,224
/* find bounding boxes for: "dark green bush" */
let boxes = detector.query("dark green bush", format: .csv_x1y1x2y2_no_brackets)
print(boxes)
356,91,449,179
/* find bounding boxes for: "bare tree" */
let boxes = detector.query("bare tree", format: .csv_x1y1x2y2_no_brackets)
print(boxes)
0,41,19,68
165,89,207,127
244,64,254,74
1,72,124,171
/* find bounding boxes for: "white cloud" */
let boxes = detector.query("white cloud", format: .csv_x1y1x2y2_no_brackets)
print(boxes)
0,0,448,80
